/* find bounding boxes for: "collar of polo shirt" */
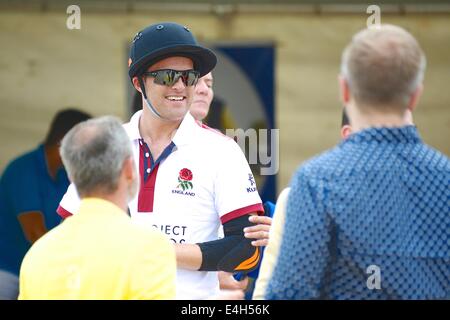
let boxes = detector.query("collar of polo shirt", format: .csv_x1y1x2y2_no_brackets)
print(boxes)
127,111,199,147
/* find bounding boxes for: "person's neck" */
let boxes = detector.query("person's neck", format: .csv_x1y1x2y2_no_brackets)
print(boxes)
84,189,128,213
139,108,182,144
44,143,62,180
348,102,413,133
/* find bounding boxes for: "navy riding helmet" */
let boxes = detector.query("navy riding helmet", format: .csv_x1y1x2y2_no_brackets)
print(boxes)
128,22,217,81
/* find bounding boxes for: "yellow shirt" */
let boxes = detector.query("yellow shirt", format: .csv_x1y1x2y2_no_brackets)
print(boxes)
19,198,176,300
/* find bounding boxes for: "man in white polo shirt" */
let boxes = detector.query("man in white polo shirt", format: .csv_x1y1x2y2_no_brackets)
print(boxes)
57,22,264,300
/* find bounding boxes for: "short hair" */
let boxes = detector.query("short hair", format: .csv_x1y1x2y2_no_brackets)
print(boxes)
341,25,426,111
45,108,92,146
60,116,132,197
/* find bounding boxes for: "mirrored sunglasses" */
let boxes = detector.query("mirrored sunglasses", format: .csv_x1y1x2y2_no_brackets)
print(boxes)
143,69,200,87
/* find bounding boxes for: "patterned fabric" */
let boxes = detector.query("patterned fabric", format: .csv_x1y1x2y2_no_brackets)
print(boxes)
266,126,450,299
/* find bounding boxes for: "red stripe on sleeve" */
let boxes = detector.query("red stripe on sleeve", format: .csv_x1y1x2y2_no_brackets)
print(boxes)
220,203,265,224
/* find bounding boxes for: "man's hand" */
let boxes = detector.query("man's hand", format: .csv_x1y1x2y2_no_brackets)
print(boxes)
218,271,248,290
244,215,272,247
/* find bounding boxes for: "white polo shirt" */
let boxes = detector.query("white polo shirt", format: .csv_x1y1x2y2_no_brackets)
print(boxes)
57,110,264,300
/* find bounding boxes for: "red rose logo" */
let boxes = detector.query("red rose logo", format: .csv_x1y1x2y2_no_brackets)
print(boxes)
177,168,193,191
179,168,193,181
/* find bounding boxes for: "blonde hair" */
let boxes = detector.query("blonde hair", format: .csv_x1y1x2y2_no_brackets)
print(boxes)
341,25,426,111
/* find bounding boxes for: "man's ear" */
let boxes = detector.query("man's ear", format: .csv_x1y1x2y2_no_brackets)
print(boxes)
340,125,352,140
132,76,142,93
122,156,135,182
338,75,350,105
407,83,423,113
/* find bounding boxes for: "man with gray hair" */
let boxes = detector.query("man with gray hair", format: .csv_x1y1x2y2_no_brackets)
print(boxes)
266,25,449,299
18,116,176,299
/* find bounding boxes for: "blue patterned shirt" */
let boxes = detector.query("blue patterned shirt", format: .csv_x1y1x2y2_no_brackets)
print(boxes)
266,126,450,299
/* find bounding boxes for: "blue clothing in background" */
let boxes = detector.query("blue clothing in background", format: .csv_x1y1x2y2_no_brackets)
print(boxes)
0,144,69,275
266,126,449,299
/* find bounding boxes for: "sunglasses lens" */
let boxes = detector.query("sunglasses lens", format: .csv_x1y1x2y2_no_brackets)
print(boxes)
186,71,199,86
155,70,175,86
150,70,199,86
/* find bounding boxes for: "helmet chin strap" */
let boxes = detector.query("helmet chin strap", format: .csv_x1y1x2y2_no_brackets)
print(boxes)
138,77,166,120
144,98,164,120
